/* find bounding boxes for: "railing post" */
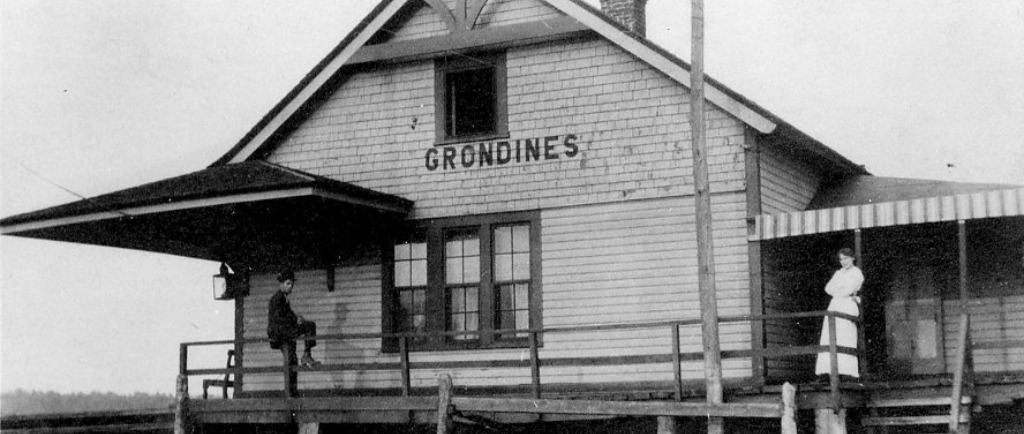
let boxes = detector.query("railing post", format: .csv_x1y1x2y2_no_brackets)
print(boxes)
827,313,840,413
179,344,188,377
437,373,454,434
174,374,189,434
400,336,411,397
283,343,296,398
672,324,682,401
529,331,541,399
950,312,971,433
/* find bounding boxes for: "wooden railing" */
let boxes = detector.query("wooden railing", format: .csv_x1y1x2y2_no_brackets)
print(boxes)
180,311,860,404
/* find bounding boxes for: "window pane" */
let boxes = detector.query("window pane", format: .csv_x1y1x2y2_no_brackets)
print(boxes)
499,284,515,310
394,261,410,287
451,313,464,333
395,243,410,260
400,291,413,312
451,287,465,312
411,259,427,286
411,242,426,259
447,68,496,137
466,287,478,312
413,289,425,313
464,238,479,256
500,309,516,331
512,225,529,252
446,258,462,284
495,226,512,253
516,283,529,309
495,254,512,281
465,313,479,333
463,256,480,283
446,239,463,257
516,310,530,333
512,252,530,279
413,314,426,332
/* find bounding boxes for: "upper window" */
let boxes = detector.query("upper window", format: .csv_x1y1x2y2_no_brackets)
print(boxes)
435,52,508,144
383,212,539,351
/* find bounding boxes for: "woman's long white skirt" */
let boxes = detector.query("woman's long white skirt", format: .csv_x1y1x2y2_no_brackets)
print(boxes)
814,297,859,377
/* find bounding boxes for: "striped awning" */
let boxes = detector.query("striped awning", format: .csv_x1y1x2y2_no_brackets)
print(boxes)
752,187,1024,241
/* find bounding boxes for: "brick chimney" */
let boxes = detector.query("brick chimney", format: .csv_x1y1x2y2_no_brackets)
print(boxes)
599,0,648,37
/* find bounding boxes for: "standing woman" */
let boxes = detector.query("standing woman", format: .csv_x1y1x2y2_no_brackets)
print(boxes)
815,248,864,379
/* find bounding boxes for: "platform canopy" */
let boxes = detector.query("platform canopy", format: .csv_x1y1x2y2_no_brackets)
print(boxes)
0,161,413,268
751,177,1024,241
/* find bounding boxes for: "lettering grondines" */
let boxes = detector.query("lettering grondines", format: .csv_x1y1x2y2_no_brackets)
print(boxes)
425,134,579,171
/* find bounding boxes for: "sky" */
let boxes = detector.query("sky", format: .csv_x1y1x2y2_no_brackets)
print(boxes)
1,0,1022,395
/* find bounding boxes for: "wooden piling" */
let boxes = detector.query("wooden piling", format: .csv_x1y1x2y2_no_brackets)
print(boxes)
173,374,188,434
657,416,680,434
781,382,797,434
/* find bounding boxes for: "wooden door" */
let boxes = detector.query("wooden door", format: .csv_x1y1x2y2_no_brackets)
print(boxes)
885,265,946,375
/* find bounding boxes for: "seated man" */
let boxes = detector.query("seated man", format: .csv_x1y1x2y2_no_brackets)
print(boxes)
268,269,320,371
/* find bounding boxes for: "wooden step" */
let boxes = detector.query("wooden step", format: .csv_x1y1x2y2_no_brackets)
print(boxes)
867,395,972,408
861,413,970,427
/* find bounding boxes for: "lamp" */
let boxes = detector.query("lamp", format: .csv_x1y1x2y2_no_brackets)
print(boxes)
213,262,249,300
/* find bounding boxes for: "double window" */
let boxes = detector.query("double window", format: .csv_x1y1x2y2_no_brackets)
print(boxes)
384,212,539,351
435,52,508,144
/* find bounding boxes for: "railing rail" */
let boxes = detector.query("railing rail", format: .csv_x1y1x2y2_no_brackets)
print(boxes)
180,310,861,401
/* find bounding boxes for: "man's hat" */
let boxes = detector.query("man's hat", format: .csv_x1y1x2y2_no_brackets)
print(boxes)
277,269,295,282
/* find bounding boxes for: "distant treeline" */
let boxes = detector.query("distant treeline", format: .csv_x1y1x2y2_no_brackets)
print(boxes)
1,389,174,416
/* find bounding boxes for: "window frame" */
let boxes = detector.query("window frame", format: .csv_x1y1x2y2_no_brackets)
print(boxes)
382,211,541,352
434,51,509,145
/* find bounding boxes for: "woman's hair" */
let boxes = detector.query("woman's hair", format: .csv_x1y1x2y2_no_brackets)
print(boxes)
837,247,855,259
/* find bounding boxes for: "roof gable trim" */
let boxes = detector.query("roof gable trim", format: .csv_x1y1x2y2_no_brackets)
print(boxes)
220,0,770,164
1,185,412,236
543,0,776,133
2,187,317,235
221,0,778,165
226,0,408,164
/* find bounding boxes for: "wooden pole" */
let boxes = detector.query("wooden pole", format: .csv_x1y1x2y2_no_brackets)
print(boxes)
690,1,724,433
437,373,454,434
958,221,968,304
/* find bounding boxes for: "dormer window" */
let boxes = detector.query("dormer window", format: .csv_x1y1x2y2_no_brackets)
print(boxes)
435,52,508,144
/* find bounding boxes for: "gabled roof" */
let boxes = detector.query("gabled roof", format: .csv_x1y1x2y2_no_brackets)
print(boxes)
211,0,866,176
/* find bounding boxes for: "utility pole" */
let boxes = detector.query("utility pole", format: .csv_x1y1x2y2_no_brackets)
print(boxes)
689,1,724,433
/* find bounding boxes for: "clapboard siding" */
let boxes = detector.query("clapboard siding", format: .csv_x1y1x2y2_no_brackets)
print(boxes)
942,295,1024,373
243,262,395,392
241,194,757,392
757,144,822,380
540,195,752,377
759,145,821,215
762,267,812,380
268,36,748,221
